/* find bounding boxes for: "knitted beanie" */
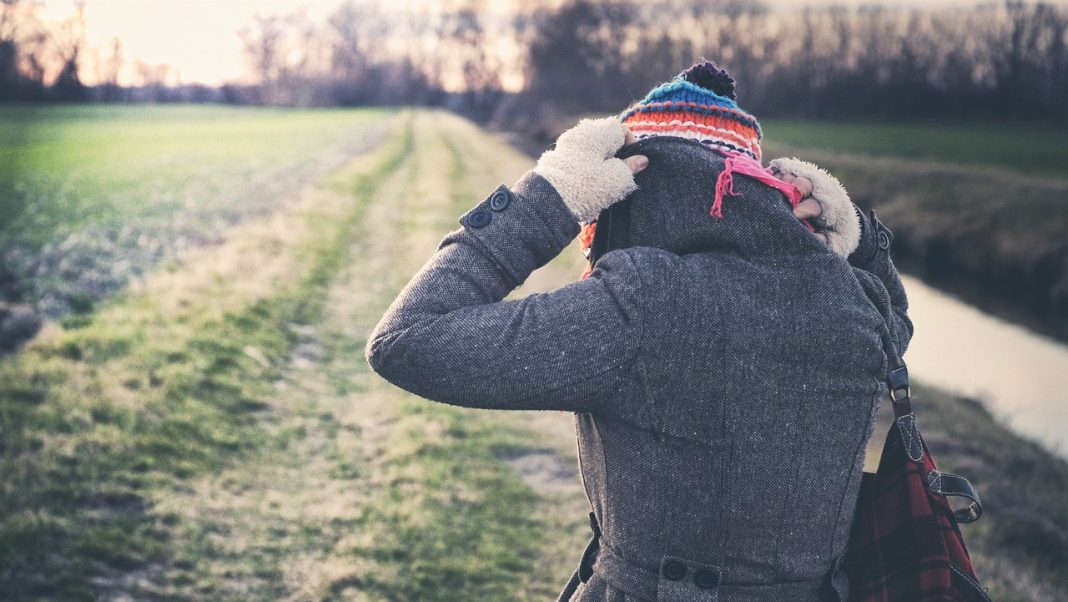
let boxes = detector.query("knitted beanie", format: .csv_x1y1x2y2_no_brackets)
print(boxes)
619,61,762,162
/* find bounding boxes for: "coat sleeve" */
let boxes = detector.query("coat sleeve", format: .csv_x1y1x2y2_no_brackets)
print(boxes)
364,171,643,413
847,206,914,354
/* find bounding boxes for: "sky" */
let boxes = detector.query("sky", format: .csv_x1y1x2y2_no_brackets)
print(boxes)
40,1,329,86
35,0,1068,87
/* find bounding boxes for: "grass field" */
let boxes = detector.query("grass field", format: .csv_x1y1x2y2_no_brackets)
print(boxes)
0,109,593,600
1,106,1066,601
761,119,1068,180
0,105,390,322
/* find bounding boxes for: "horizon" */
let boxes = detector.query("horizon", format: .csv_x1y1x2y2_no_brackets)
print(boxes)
34,0,1068,88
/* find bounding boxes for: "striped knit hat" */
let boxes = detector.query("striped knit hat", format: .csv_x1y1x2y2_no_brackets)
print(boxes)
619,61,762,161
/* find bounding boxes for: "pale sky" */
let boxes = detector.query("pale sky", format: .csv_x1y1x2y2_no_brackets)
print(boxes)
41,1,335,86
35,0,1068,87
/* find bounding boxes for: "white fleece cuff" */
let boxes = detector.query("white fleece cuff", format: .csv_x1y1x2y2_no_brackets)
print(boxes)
769,157,860,257
533,117,639,222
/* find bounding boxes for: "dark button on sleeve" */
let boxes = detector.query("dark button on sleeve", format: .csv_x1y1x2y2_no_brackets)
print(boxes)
871,210,894,251
468,208,491,228
693,568,720,589
489,188,511,211
662,560,687,581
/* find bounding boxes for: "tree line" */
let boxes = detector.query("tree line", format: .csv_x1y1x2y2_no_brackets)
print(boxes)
2,0,1067,127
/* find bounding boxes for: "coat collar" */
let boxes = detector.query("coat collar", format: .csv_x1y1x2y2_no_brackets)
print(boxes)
601,136,829,259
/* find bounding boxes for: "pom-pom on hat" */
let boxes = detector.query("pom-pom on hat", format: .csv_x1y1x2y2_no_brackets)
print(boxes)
619,60,762,161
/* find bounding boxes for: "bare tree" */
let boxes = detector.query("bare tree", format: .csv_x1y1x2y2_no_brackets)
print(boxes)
0,0,49,100
0,0,22,97
327,2,382,105
98,37,122,101
238,13,285,103
7,0,1063,123
49,0,86,101
438,2,500,92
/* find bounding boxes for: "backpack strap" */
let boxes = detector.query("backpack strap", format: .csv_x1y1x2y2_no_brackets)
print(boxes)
855,266,984,525
878,320,984,524
879,326,924,463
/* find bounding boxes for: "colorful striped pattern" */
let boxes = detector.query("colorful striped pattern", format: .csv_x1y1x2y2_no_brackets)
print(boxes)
619,79,762,161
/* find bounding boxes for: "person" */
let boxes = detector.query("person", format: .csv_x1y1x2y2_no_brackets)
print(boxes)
364,61,911,602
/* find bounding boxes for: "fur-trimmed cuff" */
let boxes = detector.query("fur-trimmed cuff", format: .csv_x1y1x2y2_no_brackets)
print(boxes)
533,117,639,222
768,157,860,257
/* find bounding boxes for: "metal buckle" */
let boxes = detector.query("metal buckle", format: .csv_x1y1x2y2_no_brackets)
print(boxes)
889,386,911,402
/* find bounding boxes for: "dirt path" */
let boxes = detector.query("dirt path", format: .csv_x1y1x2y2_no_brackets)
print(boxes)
88,111,593,601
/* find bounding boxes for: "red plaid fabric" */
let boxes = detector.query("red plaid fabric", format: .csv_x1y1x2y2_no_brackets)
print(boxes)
844,420,991,602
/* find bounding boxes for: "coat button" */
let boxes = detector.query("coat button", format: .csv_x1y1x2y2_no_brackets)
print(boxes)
877,229,891,250
468,209,491,228
489,189,511,211
662,560,687,581
693,568,720,589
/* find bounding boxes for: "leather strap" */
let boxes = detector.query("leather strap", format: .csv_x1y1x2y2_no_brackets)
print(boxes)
878,329,923,462
878,324,983,523
579,511,601,582
556,569,581,602
927,469,984,523
557,512,601,602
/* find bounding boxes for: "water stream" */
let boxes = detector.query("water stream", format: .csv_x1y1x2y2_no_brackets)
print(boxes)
901,275,1068,459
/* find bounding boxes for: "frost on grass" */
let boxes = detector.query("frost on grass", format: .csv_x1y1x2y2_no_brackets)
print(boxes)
0,108,391,351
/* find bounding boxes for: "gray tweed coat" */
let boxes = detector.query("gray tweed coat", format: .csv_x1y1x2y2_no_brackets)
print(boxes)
365,136,912,602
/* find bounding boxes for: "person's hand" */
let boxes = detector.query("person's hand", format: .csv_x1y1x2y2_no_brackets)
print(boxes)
533,117,649,222
768,157,860,257
775,171,829,246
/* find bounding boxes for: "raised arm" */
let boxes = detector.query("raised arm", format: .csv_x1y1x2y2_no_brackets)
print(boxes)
364,118,649,412
847,208,914,354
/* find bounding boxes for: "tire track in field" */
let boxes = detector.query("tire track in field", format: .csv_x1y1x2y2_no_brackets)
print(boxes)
316,111,593,601
108,110,590,601
89,114,418,601
432,113,596,599
113,110,516,600
321,110,541,601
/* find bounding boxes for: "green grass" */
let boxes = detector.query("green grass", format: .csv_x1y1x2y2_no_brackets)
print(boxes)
761,119,1068,179
341,114,572,601
0,105,391,319
0,105,390,245
0,113,413,600
348,400,551,601
0,109,584,600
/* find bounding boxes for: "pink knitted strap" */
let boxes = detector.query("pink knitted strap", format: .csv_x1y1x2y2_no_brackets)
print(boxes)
712,153,815,232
